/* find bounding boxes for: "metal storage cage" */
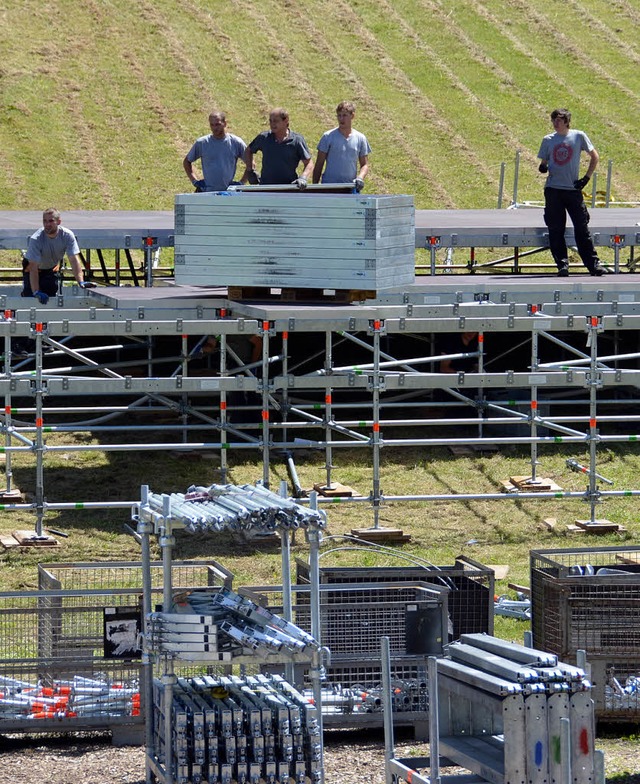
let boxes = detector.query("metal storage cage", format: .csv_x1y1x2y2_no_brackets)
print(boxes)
241,581,447,738
295,554,494,639
0,589,144,739
530,545,640,722
38,559,233,593
0,561,234,741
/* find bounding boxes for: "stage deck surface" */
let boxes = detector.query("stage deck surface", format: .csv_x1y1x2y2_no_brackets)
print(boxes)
1,207,639,250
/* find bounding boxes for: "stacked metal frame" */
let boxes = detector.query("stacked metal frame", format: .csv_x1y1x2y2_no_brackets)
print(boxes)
386,634,605,784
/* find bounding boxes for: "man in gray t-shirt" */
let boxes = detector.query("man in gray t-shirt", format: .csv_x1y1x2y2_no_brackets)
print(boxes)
183,111,248,192
23,208,95,304
537,108,605,277
313,101,371,191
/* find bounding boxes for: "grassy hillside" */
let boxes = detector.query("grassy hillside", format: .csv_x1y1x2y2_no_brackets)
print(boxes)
1,0,639,211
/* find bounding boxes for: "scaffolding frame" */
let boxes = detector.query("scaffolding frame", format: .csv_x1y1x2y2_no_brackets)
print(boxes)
2,279,640,533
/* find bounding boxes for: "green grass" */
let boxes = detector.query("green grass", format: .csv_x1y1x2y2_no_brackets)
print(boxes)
1,0,638,210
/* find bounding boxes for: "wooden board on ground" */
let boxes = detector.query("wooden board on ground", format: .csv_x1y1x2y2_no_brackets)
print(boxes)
351,527,412,544
617,552,640,565
508,582,530,596
312,482,359,498
11,529,59,546
502,476,562,493
489,565,510,580
575,519,626,534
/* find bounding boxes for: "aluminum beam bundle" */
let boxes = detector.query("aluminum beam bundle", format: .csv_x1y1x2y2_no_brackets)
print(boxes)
146,587,319,662
436,635,598,784
142,483,325,534
152,673,321,784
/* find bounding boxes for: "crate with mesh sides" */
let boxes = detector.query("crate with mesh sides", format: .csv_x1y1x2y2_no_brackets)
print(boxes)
0,590,144,735
588,655,640,722
38,559,233,593
295,554,493,639
530,545,640,722
242,581,448,660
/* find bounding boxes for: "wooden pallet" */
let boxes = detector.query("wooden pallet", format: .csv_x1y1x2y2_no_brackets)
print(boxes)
227,286,376,304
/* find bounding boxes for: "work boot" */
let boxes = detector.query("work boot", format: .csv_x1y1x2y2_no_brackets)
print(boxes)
589,263,606,276
557,260,569,277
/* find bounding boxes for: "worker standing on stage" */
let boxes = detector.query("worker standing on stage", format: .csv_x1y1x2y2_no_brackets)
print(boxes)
183,111,248,192
23,208,95,304
312,101,371,192
244,108,313,188
537,108,606,277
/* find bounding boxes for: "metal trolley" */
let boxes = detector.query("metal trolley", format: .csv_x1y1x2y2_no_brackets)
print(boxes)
135,482,328,784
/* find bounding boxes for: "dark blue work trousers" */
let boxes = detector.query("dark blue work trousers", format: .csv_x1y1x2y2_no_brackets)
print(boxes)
543,187,599,272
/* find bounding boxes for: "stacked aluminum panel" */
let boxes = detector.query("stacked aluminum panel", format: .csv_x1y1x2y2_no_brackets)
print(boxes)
173,191,416,291
437,634,597,784
152,673,321,784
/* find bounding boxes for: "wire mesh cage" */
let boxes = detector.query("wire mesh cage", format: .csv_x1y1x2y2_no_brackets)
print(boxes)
530,545,640,722
1,561,235,735
0,590,144,732
38,559,233,593
295,554,494,639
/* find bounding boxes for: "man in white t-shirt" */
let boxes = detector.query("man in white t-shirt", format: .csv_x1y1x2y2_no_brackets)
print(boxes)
312,101,371,192
183,111,248,192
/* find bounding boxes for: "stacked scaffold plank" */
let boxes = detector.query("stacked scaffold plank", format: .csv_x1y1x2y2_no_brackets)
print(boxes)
152,673,321,784
388,633,604,784
173,191,416,292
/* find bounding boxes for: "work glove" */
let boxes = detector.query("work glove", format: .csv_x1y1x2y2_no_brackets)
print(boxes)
353,177,365,193
33,290,49,305
574,175,590,190
79,280,97,289
538,162,548,174
193,179,206,192
247,169,261,185
292,176,307,190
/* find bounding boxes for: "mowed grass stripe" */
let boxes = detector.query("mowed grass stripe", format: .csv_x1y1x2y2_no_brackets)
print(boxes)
0,2,113,208
152,0,274,134
474,0,640,138
291,0,496,207
555,0,640,58
348,0,551,199
262,0,456,206
450,0,640,201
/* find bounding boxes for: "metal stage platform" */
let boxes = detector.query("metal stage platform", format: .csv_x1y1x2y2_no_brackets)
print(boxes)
2,207,640,534
2,207,639,252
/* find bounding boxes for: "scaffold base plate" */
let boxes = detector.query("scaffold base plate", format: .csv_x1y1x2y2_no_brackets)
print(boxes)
575,518,625,533
0,488,23,501
351,526,412,544
501,477,561,492
10,529,59,547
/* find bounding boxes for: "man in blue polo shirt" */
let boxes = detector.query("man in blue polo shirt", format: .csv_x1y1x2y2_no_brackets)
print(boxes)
244,108,313,188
